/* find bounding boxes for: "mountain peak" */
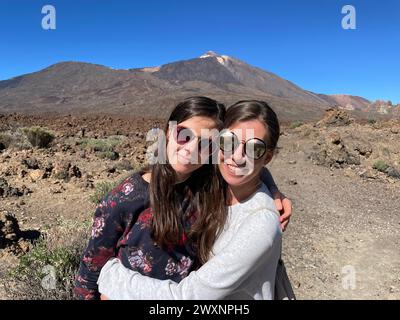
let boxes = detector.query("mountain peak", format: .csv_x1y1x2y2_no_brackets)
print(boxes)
199,51,232,67
200,51,221,58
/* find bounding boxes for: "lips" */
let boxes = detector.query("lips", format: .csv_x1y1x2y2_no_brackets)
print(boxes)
177,153,193,164
225,163,246,176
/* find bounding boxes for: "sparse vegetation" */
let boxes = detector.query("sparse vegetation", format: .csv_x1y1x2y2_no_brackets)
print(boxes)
8,238,79,299
114,160,135,171
89,181,116,204
78,136,123,160
290,121,303,129
5,219,90,300
373,160,389,173
0,132,13,149
89,170,137,204
53,170,70,181
0,129,32,150
22,126,55,148
368,118,377,125
97,150,119,160
78,136,123,152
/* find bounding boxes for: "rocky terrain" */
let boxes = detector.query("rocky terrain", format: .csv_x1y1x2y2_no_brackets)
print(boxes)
274,110,400,299
0,109,399,299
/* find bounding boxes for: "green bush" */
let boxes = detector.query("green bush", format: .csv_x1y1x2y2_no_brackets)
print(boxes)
114,160,134,171
97,150,119,161
4,218,91,300
6,236,85,300
290,121,303,129
53,170,69,181
0,132,13,148
368,119,377,125
89,181,116,204
78,136,123,160
22,126,55,148
373,160,389,173
79,136,122,152
0,128,38,150
89,172,137,204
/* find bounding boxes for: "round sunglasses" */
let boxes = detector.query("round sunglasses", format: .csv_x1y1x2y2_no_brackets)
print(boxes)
173,125,215,155
219,130,267,160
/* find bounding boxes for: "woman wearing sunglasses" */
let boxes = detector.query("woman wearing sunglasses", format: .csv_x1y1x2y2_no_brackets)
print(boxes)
74,97,291,300
97,100,285,300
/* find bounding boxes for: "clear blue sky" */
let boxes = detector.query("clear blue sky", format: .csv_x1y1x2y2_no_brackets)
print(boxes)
1,0,399,103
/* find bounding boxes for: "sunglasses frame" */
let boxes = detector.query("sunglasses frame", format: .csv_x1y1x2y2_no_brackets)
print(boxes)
219,130,267,160
173,125,215,155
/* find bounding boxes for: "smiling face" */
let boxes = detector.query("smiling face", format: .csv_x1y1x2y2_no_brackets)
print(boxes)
166,116,218,181
218,119,272,188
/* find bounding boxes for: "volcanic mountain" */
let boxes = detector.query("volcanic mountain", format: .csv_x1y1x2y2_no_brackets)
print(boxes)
0,51,391,121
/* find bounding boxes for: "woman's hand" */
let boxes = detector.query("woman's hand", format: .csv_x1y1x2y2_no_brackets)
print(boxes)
100,294,109,300
272,191,292,231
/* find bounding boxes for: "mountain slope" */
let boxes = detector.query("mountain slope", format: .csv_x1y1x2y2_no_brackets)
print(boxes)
136,51,330,107
318,94,371,110
0,51,390,121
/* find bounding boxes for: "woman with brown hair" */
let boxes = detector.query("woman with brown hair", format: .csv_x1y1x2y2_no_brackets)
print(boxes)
97,100,286,299
74,97,290,299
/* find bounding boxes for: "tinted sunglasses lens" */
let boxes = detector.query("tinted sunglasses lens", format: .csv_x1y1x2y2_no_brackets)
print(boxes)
176,126,194,145
245,140,266,159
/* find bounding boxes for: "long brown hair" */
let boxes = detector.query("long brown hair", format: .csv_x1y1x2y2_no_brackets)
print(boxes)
149,96,228,264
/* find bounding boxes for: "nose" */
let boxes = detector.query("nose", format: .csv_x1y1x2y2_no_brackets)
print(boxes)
232,143,246,165
182,137,198,156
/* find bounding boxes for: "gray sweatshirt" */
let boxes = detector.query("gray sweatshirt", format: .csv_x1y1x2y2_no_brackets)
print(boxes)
97,183,282,300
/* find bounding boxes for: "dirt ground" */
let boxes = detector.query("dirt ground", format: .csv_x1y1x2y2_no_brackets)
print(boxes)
271,133,400,299
0,110,399,299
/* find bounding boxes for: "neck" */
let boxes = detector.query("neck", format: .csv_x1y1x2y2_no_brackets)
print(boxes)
227,175,262,205
175,172,191,184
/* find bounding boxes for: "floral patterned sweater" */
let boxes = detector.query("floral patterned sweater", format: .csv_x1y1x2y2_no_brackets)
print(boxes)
74,172,197,300
74,168,278,300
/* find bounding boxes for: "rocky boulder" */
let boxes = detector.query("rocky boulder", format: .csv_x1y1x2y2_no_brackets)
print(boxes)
316,108,353,127
0,211,21,247
0,177,24,197
309,133,361,168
